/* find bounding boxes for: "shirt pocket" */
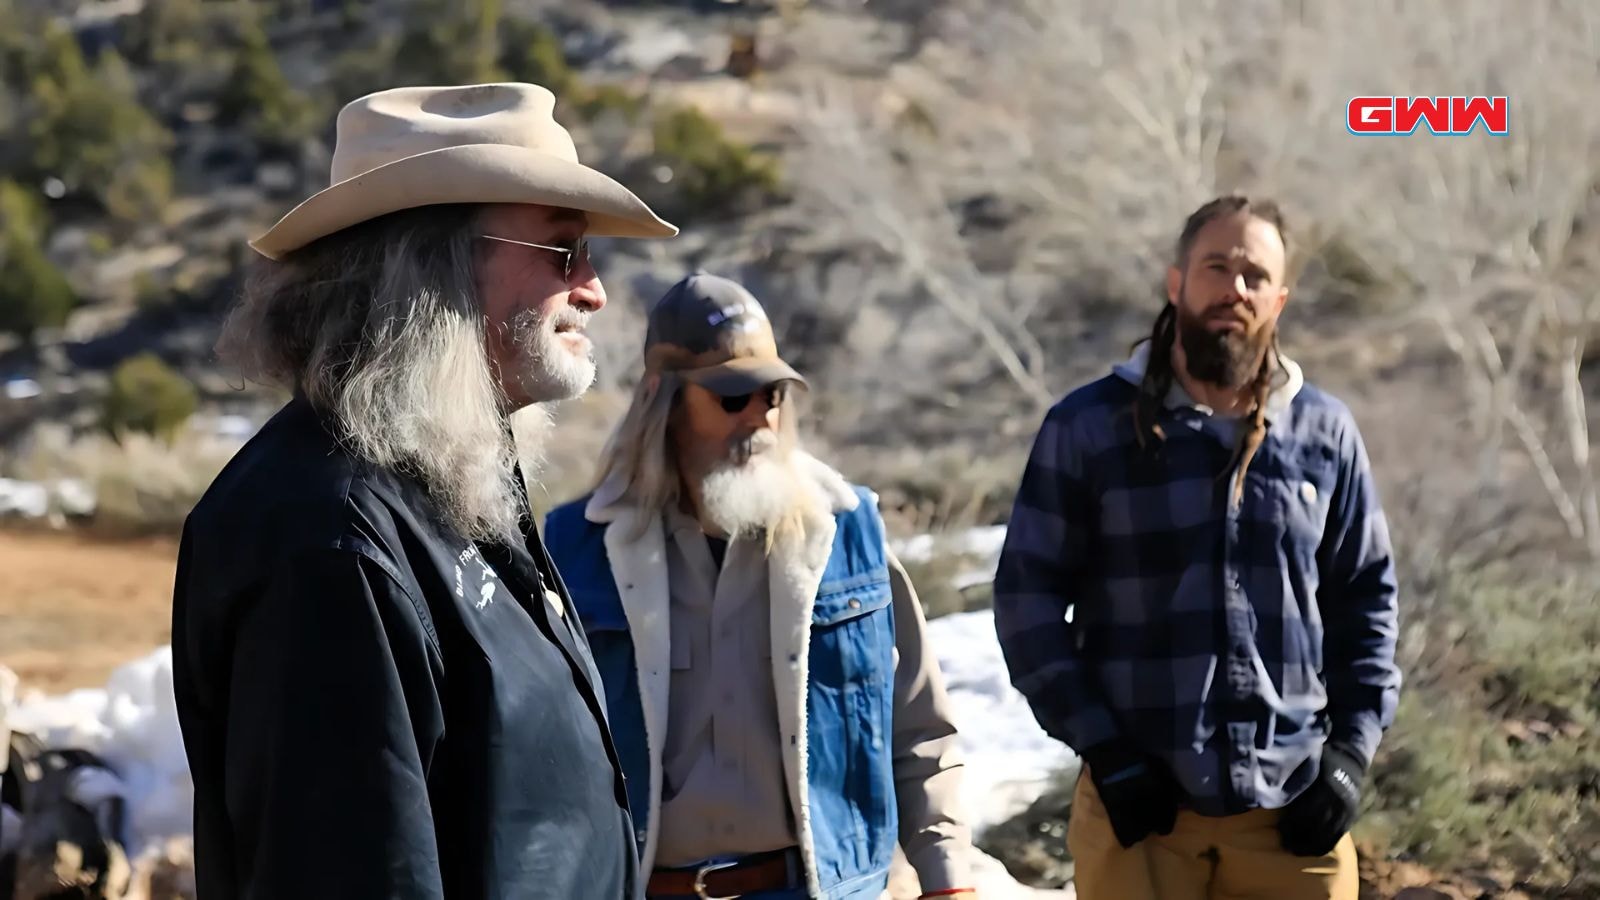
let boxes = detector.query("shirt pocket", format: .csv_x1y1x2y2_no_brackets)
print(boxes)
1272,442,1339,560
810,573,894,687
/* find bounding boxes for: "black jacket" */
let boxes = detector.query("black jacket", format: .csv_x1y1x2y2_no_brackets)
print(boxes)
171,398,638,900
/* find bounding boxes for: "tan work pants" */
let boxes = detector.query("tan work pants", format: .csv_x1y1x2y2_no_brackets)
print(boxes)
1067,770,1359,900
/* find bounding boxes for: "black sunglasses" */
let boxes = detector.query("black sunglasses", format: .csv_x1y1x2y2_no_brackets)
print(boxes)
719,384,788,414
478,234,591,281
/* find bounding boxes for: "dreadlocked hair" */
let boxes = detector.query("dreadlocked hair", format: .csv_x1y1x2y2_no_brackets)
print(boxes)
1133,194,1293,507
1132,303,1179,450
1229,329,1281,508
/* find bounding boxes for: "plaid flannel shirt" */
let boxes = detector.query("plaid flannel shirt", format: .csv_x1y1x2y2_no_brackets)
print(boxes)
993,348,1402,816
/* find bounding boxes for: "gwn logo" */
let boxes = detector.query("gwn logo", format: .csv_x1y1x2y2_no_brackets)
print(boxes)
1346,96,1508,135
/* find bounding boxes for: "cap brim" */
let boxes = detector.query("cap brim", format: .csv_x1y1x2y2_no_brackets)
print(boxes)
248,143,678,260
680,357,808,396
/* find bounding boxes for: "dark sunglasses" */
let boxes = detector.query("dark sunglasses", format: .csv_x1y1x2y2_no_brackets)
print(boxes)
719,383,788,414
478,234,591,281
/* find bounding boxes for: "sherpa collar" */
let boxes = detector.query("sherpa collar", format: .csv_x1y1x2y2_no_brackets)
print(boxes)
1112,341,1304,421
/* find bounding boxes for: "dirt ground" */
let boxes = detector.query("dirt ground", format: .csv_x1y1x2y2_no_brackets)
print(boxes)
0,528,179,693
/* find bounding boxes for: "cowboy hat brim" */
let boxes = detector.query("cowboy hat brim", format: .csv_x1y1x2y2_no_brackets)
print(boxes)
248,142,678,260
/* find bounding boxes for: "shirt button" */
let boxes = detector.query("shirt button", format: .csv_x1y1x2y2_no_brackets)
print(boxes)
848,598,861,610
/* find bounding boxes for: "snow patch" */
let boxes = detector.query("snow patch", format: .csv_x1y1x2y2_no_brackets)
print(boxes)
6,647,192,855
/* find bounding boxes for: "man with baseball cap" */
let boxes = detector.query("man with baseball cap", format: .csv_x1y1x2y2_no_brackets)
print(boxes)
543,273,979,899
172,82,675,899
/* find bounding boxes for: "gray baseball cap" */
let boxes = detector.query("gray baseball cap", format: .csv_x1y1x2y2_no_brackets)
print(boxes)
643,273,807,396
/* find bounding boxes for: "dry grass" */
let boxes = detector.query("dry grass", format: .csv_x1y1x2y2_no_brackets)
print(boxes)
1358,562,1600,895
5,425,236,537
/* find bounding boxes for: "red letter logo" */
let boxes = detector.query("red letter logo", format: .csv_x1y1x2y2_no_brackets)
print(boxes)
1452,96,1508,134
1348,97,1393,134
1394,96,1451,134
1349,96,1507,135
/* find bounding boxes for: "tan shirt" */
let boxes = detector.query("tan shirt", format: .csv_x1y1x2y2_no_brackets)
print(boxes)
654,507,973,892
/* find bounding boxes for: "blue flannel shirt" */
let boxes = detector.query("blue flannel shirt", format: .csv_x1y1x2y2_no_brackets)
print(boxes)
993,348,1402,816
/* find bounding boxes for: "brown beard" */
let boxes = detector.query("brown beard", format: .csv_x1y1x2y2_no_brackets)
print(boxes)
1175,298,1274,390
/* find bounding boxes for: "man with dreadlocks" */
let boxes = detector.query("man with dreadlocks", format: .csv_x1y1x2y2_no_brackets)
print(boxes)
992,195,1401,900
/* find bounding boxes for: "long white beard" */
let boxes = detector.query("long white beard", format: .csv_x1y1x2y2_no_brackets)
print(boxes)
508,306,596,404
698,448,807,540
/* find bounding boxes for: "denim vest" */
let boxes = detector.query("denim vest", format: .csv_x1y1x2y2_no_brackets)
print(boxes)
544,488,897,900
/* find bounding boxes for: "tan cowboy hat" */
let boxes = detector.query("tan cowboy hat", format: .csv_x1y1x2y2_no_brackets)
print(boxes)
248,82,678,260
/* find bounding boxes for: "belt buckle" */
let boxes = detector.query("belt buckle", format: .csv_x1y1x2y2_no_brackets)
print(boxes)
693,859,739,900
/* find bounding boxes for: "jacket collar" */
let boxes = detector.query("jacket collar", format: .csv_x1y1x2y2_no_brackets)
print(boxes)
1113,340,1304,422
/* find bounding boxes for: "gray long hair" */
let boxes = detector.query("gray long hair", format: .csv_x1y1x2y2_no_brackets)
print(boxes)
218,204,546,545
591,372,687,536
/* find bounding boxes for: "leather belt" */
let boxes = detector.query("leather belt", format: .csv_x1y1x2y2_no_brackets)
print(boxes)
646,848,799,899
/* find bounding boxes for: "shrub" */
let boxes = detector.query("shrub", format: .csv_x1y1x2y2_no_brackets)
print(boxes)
5,424,236,537
1359,567,1600,893
498,20,644,126
26,28,173,224
0,233,75,343
393,0,506,86
577,85,646,123
651,106,782,219
102,354,199,442
500,18,575,95
217,18,319,154
0,182,75,342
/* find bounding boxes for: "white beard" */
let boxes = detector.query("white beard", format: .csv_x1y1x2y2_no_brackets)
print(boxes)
509,403,555,482
508,306,596,403
698,446,806,540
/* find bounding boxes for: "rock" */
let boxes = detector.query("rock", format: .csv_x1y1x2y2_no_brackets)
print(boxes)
974,775,1076,889
127,836,197,900
254,162,298,194
12,823,131,900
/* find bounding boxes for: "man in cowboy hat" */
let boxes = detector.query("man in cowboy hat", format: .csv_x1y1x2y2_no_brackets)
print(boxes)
171,82,677,900
543,274,979,900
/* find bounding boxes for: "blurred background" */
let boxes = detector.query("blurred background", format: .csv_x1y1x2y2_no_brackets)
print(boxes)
1,0,1597,897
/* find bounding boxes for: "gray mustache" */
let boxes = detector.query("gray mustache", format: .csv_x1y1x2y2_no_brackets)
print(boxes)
729,429,779,464
507,308,591,336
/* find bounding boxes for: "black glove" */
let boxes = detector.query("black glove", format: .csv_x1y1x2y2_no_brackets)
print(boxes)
1278,743,1366,857
1081,741,1181,849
